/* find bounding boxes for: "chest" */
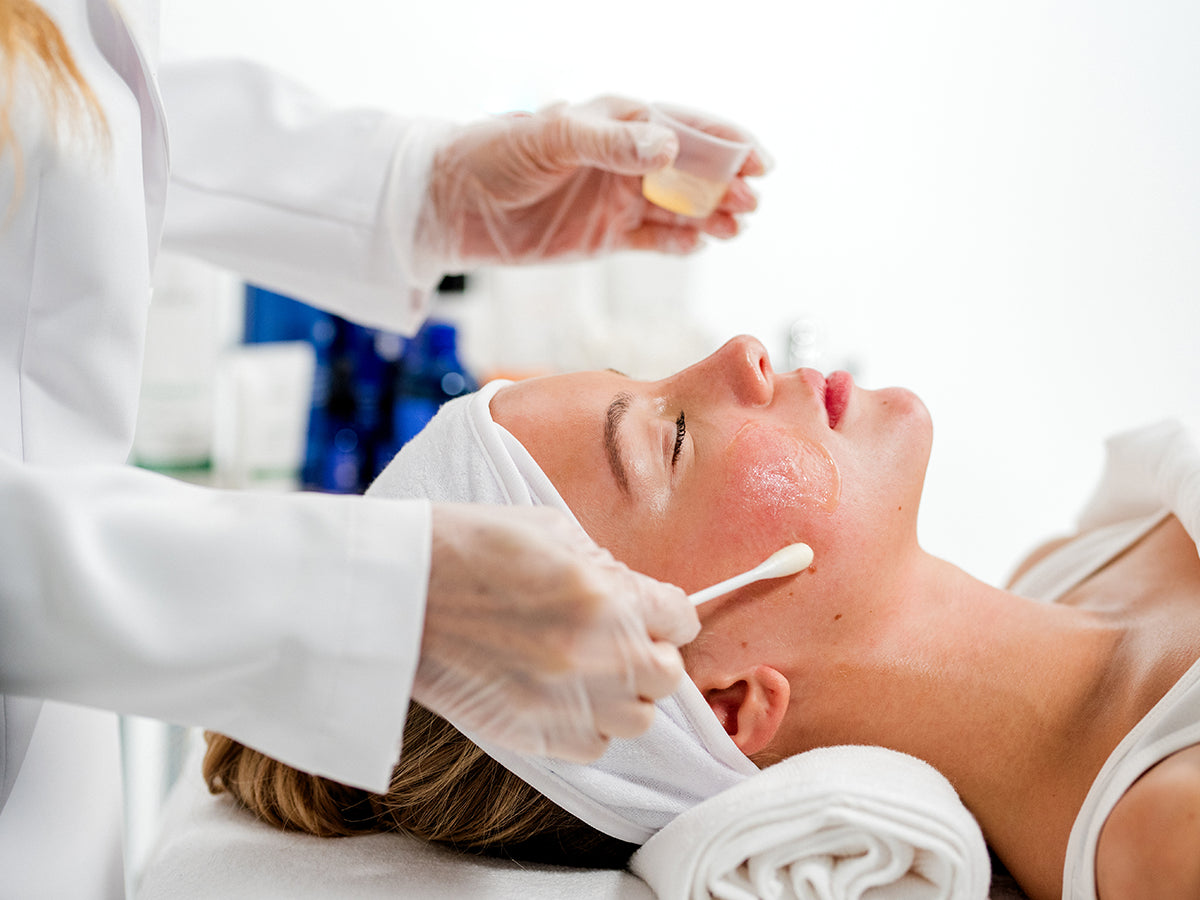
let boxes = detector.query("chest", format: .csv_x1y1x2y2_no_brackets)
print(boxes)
1003,516,1200,899
1064,516,1200,694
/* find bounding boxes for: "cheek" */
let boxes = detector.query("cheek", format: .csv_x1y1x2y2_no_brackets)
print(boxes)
723,422,842,519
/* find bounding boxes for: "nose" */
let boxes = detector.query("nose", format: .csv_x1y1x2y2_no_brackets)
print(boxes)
706,335,774,406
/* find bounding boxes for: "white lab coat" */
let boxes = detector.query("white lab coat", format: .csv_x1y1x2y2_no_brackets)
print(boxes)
0,0,451,892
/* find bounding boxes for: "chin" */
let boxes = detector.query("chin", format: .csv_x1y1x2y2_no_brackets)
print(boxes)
860,385,933,452
895,390,934,512
878,384,928,417
891,387,933,469
897,387,933,452
857,386,933,513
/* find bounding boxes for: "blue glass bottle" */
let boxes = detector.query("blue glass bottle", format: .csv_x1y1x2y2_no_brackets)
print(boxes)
390,319,477,452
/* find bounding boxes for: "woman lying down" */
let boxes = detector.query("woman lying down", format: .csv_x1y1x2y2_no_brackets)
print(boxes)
204,335,1200,900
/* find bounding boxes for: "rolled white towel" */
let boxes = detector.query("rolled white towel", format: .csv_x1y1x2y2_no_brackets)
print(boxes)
630,746,990,900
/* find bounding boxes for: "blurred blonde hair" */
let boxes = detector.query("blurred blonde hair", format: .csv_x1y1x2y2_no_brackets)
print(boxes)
203,701,637,868
0,0,108,195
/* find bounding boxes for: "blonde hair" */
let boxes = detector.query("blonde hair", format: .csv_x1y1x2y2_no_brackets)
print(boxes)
1,0,108,195
203,701,637,868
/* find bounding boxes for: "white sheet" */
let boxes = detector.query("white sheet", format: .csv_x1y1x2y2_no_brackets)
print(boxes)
137,736,1029,899
135,739,652,899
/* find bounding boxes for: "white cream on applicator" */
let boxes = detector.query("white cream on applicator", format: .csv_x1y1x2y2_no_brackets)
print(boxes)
687,542,815,606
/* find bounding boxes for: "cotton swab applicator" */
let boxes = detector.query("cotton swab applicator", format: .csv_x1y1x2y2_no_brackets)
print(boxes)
687,542,815,606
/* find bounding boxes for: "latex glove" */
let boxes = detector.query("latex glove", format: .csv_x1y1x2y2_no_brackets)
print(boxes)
415,504,700,762
415,95,767,270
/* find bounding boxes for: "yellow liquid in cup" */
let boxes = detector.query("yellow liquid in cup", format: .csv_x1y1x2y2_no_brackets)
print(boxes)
642,165,729,218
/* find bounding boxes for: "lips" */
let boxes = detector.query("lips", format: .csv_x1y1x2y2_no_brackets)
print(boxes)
824,371,852,429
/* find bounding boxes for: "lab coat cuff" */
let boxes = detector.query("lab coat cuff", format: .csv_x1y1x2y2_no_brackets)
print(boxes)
383,117,460,306
309,496,432,793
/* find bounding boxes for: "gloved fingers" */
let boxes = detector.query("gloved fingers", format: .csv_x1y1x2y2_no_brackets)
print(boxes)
416,505,699,762
553,93,651,125
514,683,613,762
548,731,611,764
582,640,679,740
634,575,701,646
621,222,706,254
699,212,741,240
498,708,612,764
591,696,658,740
532,95,688,176
627,638,690,701
538,111,679,177
738,144,772,178
637,191,748,232
719,176,759,215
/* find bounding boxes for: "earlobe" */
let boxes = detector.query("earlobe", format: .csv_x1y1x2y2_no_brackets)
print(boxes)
703,666,790,758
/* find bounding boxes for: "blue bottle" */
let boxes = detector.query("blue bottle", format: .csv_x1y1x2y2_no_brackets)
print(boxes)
390,320,477,451
313,331,364,493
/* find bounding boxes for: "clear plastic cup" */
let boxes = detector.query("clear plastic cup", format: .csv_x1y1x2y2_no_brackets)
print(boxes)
641,104,753,219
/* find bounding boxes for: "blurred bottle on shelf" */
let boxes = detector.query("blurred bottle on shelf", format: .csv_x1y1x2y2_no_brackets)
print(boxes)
242,277,477,494
383,318,477,472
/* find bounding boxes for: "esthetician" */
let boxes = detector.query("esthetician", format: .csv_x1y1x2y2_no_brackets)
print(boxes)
0,0,765,890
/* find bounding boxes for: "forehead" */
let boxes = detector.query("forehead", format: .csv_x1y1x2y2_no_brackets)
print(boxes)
488,369,631,501
490,370,666,559
490,370,630,432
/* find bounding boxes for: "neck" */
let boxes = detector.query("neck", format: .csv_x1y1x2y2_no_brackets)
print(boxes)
791,550,1125,895
893,554,1120,782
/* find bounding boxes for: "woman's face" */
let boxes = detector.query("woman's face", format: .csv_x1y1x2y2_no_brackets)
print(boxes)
489,336,933,609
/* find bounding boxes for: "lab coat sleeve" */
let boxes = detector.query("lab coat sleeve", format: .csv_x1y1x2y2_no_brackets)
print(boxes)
157,58,454,335
0,454,429,793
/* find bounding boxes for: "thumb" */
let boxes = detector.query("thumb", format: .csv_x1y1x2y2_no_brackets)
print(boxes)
633,576,700,646
543,115,679,175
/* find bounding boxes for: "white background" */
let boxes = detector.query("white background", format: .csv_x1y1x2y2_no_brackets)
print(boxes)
160,0,1200,586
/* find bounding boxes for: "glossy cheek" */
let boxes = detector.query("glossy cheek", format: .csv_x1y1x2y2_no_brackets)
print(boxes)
723,422,842,519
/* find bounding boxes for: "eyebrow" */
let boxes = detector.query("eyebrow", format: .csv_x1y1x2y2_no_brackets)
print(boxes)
604,391,633,494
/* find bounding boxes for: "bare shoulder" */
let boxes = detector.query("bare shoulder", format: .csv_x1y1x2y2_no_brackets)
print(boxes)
1096,743,1200,899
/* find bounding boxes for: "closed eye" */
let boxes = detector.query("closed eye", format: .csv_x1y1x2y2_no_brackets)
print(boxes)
671,411,686,466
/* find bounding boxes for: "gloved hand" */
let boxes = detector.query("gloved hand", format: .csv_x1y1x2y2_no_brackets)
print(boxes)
414,95,767,270
415,503,700,762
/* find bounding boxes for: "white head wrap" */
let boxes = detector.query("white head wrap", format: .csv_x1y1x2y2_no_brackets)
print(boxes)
368,380,758,844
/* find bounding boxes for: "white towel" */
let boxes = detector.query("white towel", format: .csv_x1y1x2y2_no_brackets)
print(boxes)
630,746,990,900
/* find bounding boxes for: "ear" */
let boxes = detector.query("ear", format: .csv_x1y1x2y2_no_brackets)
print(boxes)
702,666,790,758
